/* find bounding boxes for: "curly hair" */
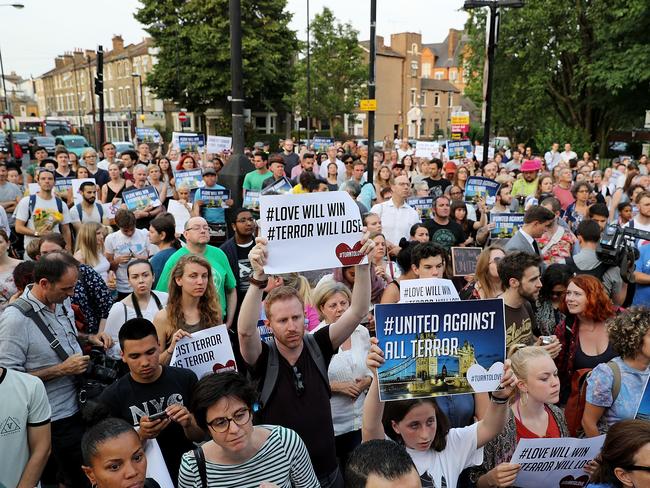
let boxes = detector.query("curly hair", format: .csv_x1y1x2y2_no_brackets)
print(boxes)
166,254,222,331
558,275,616,322
607,307,650,359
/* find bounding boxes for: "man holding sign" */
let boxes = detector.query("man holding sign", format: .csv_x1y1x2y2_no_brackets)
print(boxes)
237,235,374,487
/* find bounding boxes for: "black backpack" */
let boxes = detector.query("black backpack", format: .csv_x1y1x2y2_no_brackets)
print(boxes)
565,256,609,280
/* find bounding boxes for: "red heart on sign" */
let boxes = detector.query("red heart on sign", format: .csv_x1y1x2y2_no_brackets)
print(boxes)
335,241,365,266
559,475,589,488
213,359,237,373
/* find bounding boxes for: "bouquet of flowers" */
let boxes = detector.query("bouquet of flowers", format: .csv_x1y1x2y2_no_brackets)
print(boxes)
33,208,64,234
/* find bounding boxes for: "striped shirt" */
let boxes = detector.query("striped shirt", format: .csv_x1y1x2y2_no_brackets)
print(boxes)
177,425,320,488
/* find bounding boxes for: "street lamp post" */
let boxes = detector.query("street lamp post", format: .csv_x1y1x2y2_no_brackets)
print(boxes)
0,3,24,161
132,73,145,125
463,0,524,167
366,0,377,186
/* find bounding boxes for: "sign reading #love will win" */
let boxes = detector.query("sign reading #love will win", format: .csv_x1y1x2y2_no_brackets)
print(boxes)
259,191,365,274
169,325,237,378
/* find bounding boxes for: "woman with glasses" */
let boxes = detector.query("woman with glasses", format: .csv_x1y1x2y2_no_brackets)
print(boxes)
564,181,593,232
459,245,505,300
155,254,222,366
179,371,319,487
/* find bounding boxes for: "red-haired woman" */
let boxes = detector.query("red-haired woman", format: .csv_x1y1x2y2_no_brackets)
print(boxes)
553,275,617,434
176,154,198,172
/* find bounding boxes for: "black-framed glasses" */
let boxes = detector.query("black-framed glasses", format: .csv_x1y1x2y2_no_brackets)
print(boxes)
206,408,251,433
623,465,650,472
292,365,305,396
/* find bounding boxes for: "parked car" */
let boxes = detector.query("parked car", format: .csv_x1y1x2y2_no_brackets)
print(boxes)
32,136,57,156
12,132,31,151
54,135,92,157
112,141,135,157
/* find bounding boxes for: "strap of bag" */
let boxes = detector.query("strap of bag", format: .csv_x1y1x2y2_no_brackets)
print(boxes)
608,360,622,403
193,446,208,488
151,292,163,310
303,333,329,388
10,298,70,363
131,293,144,318
260,342,280,409
76,203,84,222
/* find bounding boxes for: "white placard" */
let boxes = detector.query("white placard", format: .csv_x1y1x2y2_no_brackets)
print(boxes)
28,183,40,195
206,135,232,154
474,146,495,161
102,199,121,220
510,436,605,488
399,278,461,303
169,325,237,378
171,131,198,150
71,178,96,205
415,141,440,158
259,191,365,274
143,438,174,488
167,199,191,235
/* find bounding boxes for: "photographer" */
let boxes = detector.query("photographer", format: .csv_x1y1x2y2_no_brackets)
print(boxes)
0,251,112,487
567,220,628,306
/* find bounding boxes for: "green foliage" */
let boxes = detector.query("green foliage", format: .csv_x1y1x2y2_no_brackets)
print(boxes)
289,7,366,138
135,0,299,113
463,0,650,155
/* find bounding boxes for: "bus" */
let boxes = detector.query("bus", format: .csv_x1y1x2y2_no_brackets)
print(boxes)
15,117,72,137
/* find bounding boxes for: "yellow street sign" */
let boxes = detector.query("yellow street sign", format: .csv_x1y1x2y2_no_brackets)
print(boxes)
359,99,377,111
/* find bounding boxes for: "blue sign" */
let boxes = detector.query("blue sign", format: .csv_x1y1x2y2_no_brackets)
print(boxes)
490,213,525,239
447,140,472,160
135,127,161,143
243,189,260,211
312,137,334,151
407,197,434,220
374,299,506,401
465,176,500,206
122,185,161,211
178,134,205,151
200,189,230,208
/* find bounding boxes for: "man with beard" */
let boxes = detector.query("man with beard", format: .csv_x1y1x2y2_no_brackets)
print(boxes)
70,181,105,232
511,159,541,201
422,195,465,250
491,185,513,214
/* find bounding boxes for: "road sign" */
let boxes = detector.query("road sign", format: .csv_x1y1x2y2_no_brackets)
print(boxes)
359,99,377,111
178,111,187,123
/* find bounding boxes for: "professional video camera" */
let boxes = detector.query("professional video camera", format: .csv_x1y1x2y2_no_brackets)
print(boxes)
597,224,650,268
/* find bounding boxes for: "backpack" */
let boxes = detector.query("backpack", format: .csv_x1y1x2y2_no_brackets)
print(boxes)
75,202,104,223
26,194,64,224
564,361,621,437
259,333,330,410
565,256,609,281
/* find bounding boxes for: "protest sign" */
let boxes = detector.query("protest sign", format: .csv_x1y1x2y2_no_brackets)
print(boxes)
143,439,174,488
243,189,261,211
259,191,365,274
135,127,161,144
54,177,73,197
167,199,192,234
102,199,121,221
374,299,506,401
510,436,605,488
200,188,230,208
407,196,434,220
451,247,482,276
474,145,495,162
415,141,440,159
206,135,232,154
636,377,650,420
177,134,205,151
464,176,500,206
72,178,95,205
171,131,196,149
169,325,237,378
122,186,161,211
174,168,204,190
399,278,460,304
312,137,334,151
450,112,470,141
261,176,293,196
490,213,525,239
447,140,472,160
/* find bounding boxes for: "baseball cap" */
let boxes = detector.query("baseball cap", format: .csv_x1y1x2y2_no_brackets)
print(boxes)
202,167,217,176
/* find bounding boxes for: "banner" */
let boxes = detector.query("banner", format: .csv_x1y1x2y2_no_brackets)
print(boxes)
450,112,470,141
415,141,440,159
177,134,205,151
167,199,191,234
399,278,460,304
102,199,121,221
474,145,495,162
510,436,605,488
171,131,197,149
259,191,365,274
206,135,232,154
122,186,161,211
72,178,96,205
174,168,204,190
243,189,261,211
169,325,237,378
135,127,161,144
451,247,482,276
490,213,525,238
447,140,472,160
200,188,230,208
312,137,334,151
407,196,434,220
464,176,500,206
261,176,293,196
374,299,506,401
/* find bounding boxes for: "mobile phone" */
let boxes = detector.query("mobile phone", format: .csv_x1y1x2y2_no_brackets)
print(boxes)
147,411,169,422
540,336,553,345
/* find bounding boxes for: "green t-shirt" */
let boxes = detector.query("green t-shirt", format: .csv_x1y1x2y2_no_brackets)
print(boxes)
243,169,272,191
155,245,236,320
511,178,538,198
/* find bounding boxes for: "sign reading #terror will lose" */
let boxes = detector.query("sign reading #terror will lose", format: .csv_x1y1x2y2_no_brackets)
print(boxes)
259,191,366,274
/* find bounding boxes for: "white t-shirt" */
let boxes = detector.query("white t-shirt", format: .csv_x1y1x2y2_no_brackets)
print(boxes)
104,291,169,359
0,368,51,488
70,203,103,224
14,193,72,247
104,229,154,292
624,218,650,249
405,423,483,488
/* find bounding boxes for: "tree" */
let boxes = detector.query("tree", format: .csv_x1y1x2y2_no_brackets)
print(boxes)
135,0,299,114
463,0,650,156
289,7,366,138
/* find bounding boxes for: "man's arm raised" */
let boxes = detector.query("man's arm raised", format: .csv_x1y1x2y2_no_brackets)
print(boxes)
237,237,266,366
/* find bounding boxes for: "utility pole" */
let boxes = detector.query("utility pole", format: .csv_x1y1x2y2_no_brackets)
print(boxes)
86,55,96,147
71,55,84,137
366,0,377,185
94,45,105,149
0,43,14,159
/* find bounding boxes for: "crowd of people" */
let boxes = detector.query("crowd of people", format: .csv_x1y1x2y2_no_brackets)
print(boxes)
0,136,648,488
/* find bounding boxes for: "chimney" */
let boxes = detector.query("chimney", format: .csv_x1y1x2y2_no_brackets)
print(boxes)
448,29,460,59
62,53,73,66
55,56,64,69
375,35,385,49
112,35,124,52
73,50,84,64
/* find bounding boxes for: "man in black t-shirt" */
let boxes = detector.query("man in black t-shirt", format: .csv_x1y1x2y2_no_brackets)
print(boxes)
423,195,465,250
99,318,204,481
221,208,256,308
237,237,375,488
423,158,451,198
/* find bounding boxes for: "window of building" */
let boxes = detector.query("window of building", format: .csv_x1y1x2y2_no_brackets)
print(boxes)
434,92,440,107
117,62,124,78
420,118,426,137
422,62,431,79
410,60,418,78
125,87,131,108
434,119,440,133
434,72,443,80
109,88,115,109
410,88,417,106
421,91,426,106
448,93,454,108
450,70,457,81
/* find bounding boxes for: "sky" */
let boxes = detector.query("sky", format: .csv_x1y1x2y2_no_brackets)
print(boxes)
1,0,468,79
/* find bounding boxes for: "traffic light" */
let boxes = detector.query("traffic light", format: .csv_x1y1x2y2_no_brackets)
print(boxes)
94,46,104,95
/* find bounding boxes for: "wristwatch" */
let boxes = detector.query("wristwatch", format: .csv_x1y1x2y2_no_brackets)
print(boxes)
249,276,269,289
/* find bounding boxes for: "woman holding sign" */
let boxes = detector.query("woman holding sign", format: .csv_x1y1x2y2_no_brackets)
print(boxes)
363,338,517,488
155,254,222,366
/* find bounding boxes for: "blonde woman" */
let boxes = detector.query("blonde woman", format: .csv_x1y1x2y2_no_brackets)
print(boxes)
460,245,506,300
147,162,168,205
154,254,222,365
74,222,111,282
267,272,319,331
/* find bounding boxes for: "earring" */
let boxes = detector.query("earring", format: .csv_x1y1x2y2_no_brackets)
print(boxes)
520,390,528,406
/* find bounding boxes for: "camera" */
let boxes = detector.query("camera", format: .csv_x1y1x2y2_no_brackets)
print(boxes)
85,346,120,384
596,224,650,267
